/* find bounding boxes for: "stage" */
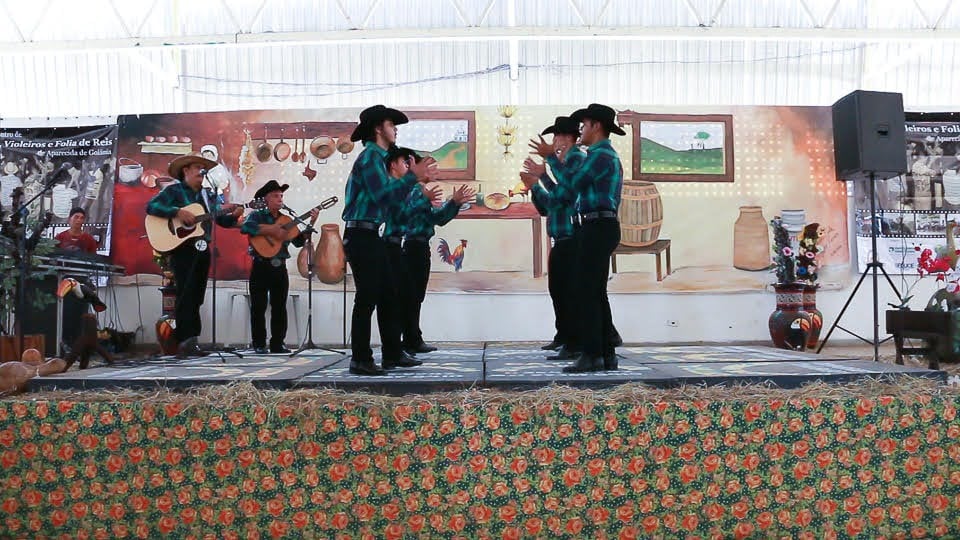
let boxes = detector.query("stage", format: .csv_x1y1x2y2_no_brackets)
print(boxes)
32,344,944,394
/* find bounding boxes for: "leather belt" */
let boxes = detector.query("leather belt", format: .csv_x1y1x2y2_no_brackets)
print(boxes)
404,235,430,244
579,210,618,222
383,235,403,245
553,236,574,243
345,220,379,231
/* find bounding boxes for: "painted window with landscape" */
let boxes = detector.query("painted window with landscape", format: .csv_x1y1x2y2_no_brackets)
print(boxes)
619,112,735,182
398,111,476,181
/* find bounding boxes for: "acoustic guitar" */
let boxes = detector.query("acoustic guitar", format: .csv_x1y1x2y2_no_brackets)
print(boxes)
145,200,264,253
249,196,338,259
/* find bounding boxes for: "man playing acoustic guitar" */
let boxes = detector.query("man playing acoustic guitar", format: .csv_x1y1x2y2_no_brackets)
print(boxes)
146,155,243,357
241,180,319,354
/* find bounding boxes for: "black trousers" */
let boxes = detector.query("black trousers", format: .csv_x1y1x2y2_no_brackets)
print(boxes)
170,242,210,343
402,238,431,347
383,241,415,346
577,218,620,356
343,228,402,362
548,237,577,348
249,258,290,349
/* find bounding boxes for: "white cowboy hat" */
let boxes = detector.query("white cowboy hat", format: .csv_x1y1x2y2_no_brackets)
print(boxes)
2,162,18,175
200,144,219,161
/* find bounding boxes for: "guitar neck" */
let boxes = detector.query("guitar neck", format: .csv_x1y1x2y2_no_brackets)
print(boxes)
280,197,337,230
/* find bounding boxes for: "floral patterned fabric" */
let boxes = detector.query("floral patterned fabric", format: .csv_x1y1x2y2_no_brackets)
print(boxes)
1,395,959,538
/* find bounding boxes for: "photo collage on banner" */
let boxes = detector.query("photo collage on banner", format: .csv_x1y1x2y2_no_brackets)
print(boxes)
0,126,118,254
854,116,960,273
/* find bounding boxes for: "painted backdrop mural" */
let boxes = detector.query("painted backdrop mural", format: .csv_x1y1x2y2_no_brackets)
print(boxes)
112,106,848,293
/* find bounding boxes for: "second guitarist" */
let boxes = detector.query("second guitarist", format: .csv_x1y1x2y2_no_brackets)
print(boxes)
146,155,242,358
240,180,319,354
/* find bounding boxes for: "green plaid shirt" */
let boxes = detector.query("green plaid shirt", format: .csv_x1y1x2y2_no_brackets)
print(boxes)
341,142,417,224
145,182,237,241
401,187,461,240
546,139,623,214
383,185,460,239
531,146,585,239
240,209,306,260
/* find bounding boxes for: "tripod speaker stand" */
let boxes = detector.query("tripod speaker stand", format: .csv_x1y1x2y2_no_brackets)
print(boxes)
817,174,901,361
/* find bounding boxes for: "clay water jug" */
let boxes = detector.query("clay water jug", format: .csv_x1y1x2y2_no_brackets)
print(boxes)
315,224,346,284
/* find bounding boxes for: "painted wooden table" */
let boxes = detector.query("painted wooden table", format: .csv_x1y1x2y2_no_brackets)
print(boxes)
611,239,672,281
456,202,544,278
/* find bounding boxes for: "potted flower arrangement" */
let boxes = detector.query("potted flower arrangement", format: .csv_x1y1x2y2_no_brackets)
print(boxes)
768,217,824,350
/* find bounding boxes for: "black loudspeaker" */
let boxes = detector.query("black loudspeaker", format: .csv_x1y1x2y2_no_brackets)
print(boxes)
831,90,907,181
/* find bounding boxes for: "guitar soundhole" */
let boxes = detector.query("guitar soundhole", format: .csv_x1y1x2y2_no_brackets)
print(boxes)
177,225,196,239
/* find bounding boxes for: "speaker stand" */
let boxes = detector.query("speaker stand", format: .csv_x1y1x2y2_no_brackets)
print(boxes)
817,173,901,361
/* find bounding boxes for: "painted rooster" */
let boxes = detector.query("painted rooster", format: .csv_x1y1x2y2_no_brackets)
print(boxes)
437,238,468,271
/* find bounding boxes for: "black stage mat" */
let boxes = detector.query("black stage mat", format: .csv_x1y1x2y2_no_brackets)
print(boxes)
620,345,851,363
26,345,946,393
654,360,946,388
484,354,674,389
31,356,340,391
296,348,485,394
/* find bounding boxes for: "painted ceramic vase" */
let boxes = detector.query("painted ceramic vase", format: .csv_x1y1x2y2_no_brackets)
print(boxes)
769,282,812,351
802,284,823,350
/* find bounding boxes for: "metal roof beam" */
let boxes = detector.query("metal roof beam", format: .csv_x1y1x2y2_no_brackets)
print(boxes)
4,25,960,53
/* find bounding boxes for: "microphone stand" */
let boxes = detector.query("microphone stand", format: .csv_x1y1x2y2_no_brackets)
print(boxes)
284,205,345,357
203,173,242,363
11,171,64,356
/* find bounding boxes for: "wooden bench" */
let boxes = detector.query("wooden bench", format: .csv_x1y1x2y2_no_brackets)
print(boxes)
885,310,950,370
611,239,672,281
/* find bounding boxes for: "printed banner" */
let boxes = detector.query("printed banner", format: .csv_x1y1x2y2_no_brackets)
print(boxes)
854,118,960,273
0,126,118,254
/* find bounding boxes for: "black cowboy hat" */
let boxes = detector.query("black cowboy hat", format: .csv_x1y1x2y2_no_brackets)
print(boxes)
350,105,410,142
541,116,581,137
168,154,218,180
254,179,289,200
569,103,626,136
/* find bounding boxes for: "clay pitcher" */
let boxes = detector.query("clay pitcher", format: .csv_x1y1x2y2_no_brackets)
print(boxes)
296,245,311,279
315,224,346,284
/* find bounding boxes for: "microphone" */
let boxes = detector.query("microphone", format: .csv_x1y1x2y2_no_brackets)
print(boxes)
198,168,208,177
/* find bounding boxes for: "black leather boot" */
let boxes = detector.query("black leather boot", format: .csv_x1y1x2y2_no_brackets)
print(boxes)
562,353,602,373
547,346,580,361
349,358,386,376
404,342,437,354
541,339,563,350
382,350,423,369
603,352,618,371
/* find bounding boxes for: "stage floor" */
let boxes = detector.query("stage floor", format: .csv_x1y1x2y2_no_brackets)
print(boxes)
32,344,945,394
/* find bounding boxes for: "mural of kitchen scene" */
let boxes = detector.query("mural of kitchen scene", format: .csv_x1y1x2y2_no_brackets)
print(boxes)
111,106,848,293
1,126,118,254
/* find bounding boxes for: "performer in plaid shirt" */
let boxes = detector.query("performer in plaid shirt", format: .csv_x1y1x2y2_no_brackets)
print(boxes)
341,106,436,376
523,103,625,372
527,116,584,361
146,155,242,357
381,147,475,354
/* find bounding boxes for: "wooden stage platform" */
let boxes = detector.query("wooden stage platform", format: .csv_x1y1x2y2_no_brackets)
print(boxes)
31,344,945,394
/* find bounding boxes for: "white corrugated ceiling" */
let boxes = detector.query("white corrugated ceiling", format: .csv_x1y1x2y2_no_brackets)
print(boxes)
1,0,959,120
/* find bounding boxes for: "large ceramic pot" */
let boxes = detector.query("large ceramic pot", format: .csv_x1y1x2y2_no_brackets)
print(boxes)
769,282,812,351
802,284,823,349
733,206,770,270
315,224,346,284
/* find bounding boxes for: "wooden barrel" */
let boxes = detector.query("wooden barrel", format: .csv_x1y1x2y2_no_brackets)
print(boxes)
618,180,663,247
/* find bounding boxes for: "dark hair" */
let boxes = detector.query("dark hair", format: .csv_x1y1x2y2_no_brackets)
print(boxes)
69,207,86,218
